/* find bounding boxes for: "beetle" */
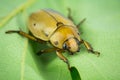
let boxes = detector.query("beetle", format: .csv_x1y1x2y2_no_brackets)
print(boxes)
6,9,100,69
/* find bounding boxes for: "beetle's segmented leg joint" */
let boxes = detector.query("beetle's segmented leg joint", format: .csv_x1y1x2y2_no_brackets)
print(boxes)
63,59,71,69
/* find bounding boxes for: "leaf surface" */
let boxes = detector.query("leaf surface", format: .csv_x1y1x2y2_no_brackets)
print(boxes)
0,0,120,80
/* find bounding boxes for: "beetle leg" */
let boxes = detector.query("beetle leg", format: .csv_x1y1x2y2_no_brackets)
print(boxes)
37,48,56,55
56,50,70,69
82,40,100,57
5,30,45,43
67,8,74,21
76,18,86,28
67,8,86,28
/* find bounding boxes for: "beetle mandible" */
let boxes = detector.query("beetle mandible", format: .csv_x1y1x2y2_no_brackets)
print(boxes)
6,9,100,69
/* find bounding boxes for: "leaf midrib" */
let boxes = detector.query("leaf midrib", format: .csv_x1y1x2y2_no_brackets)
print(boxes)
20,39,28,80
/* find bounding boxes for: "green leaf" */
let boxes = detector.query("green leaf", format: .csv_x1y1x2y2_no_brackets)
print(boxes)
0,0,120,80
70,67,81,80
0,0,35,28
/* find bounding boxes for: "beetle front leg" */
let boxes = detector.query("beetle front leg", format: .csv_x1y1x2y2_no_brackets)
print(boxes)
82,40,100,57
56,50,70,69
5,30,45,43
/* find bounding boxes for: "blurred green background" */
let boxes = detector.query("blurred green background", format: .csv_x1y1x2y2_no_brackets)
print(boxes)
0,0,120,80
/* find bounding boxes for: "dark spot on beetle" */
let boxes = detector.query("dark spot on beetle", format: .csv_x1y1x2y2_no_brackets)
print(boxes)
42,31,49,37
45,33,48,37
54,41,58,45
33,23,36,26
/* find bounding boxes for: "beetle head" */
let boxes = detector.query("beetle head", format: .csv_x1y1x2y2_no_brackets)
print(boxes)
63,37,80,54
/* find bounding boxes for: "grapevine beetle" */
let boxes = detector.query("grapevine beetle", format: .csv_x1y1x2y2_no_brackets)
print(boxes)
6,9,100,69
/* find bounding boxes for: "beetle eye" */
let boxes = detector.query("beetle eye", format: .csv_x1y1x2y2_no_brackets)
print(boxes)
63,43,67,50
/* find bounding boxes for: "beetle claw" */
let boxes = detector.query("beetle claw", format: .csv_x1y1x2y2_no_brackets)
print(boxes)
88,50,100,57
95,51,100,57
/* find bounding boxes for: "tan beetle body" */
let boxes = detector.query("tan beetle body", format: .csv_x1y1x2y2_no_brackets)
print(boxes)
6,9,100,69
28,10,81,52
